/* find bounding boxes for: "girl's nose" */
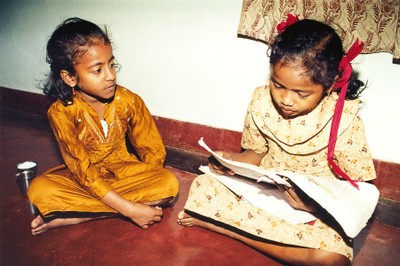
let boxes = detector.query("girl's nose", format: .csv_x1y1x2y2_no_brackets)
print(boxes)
105,65,116,81
280,91,294,106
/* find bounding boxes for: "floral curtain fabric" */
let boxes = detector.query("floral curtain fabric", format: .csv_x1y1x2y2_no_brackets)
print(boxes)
237,0,400,63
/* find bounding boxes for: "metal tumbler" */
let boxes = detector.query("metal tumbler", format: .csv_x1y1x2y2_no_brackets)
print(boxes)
15,161,38,196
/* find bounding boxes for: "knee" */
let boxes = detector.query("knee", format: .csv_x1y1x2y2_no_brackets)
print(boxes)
191,174,209,186
27,176,58,203
161,169,179,197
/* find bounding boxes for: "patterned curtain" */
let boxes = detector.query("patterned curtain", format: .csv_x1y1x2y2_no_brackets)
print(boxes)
237,0,400,63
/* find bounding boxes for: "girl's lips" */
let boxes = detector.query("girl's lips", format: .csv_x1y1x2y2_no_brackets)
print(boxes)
281,107,296,116
106,84,116,89
103,84,116,98
105,84,116,92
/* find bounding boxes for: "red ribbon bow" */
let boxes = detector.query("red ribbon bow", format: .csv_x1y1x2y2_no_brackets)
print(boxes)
328,39,364,189
276,14,299,33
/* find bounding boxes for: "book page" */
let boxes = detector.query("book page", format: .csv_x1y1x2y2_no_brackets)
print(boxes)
199,166,316,224
281,171,380,238
198,138,290,186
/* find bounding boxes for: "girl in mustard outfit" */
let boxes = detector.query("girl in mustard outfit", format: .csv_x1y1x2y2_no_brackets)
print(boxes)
178,17,376,265
28,17,179,236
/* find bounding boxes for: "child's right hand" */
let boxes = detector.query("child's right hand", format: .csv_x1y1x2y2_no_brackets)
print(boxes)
127,203,163,230
101,190,163,229
208,152,235,176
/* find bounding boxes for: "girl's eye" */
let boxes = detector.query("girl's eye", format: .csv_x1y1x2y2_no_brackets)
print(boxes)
92,68,101,74
298,93,310,99
272,82,283,89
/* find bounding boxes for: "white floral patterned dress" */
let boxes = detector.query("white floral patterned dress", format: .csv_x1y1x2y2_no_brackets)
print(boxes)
183,84,376,260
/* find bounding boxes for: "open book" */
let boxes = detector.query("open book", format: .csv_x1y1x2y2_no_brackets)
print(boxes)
198,137,380,238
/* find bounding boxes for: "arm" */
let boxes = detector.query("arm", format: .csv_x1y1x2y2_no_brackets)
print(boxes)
230,149,266,165
335,114,377,181
126,92,166,165
209,149,267,176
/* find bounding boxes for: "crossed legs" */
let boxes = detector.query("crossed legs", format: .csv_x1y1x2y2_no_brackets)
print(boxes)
177,210,350,266
31,197,174,236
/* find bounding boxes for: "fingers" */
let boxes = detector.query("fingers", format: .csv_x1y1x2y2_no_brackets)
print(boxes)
140,206,163,229
277,184,300,206
208,155,235,175
279,185,319,212
32,227,48,236
285,187,299,201
151,206,163,221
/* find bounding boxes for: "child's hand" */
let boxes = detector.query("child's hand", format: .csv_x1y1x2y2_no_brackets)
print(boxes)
277,184,320,213
127,203,163,229
208,152,235,176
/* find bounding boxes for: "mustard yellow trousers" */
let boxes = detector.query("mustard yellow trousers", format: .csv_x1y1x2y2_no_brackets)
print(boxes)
27,165,179,218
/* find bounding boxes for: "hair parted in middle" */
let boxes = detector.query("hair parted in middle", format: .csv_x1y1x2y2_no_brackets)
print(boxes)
269,19,365,100
42,17,112,105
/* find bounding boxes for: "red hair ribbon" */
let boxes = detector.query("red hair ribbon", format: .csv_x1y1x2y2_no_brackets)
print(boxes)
328,39,364,189
277,14,299,33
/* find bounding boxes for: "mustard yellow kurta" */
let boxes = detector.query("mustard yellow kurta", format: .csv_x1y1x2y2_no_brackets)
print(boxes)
184,84,376,260
28,85,179,217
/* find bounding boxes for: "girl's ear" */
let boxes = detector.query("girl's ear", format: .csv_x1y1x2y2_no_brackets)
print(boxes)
327,74,340,95
60,70,77,88
326,85,334,95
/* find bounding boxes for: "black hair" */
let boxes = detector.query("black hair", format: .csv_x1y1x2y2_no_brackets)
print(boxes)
41,17,111,105
269,19,365,99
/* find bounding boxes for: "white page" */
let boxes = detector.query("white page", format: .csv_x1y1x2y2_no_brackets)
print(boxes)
199,165,316,224
283,171,380,238
198,138,290,186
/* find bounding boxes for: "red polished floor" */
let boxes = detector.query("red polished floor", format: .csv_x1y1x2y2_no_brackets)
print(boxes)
1,118,399,266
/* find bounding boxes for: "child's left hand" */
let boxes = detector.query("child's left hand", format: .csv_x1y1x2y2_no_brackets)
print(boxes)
277,184,320,213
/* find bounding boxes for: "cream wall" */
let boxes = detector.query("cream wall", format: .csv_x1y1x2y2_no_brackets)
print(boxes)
0,0,399,163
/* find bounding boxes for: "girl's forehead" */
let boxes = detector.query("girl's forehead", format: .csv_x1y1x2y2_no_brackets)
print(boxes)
272,62,322,90
273,62,309,80
75,43,113,65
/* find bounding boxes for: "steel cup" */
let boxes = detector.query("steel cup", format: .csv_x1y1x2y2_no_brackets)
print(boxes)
15,161,38,196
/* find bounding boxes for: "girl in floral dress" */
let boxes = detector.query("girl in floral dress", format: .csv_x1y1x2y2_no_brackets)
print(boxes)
178,17,376,266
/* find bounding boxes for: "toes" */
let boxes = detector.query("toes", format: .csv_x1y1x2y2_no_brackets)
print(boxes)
177,210,194,227
177,210,192,220
31,216,48,236
32,228,47,237
177,210,186,220
177,219,193,227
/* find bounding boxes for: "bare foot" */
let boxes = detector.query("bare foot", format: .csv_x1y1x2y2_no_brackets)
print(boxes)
177,210,200,227
30,215,100,236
